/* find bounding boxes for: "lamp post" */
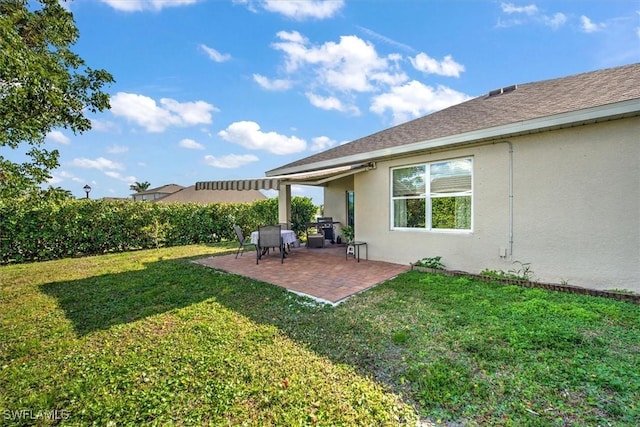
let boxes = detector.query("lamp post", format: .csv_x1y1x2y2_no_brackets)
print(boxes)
83,184,91,199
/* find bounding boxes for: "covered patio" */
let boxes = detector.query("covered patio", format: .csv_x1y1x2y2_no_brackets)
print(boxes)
194,244,410,305
195,162,375,226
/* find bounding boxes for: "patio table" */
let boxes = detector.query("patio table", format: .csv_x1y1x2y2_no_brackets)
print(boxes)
250,229,297,246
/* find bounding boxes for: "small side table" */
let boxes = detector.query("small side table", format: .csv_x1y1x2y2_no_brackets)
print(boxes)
346,241,367,262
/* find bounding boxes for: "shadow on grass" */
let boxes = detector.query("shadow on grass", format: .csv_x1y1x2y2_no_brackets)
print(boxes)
39,254,640,425
39,255,260,336
39,254,394,379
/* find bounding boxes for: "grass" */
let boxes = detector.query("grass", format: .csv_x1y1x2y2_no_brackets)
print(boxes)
1,245,639,426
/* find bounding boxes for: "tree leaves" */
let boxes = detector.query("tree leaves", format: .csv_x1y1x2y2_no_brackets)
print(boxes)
0,0,114,198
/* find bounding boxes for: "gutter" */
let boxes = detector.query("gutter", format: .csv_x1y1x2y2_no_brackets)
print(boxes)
269,99,640,176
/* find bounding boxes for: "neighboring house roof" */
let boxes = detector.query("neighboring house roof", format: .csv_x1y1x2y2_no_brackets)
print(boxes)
269,63,640,175
154,185,267,204
132,184,185,197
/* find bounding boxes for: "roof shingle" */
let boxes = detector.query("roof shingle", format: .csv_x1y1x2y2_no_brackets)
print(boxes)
270,63,640,174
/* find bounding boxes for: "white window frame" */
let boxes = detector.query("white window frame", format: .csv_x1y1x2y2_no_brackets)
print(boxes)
390,157,473,233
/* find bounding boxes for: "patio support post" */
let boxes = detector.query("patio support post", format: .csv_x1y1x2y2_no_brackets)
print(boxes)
278,184,291,225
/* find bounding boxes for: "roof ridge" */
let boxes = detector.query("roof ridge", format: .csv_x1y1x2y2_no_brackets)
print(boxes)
270,62,640,175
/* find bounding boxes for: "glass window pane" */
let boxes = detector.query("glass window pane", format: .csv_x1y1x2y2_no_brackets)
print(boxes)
430,159,472,194
394,198,426,228
346,191,355,228
393,166,426,197
432,196,471,229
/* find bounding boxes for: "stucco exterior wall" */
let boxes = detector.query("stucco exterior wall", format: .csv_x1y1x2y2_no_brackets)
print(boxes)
323,175,354,239
339,117,639,293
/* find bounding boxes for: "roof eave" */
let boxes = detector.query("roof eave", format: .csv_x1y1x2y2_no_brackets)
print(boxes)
267,99,640,176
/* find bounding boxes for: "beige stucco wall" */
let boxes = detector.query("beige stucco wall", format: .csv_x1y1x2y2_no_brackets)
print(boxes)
322,175,354,240
326,117,639,293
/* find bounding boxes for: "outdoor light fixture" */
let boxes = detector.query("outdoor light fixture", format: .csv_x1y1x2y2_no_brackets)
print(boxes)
83,184,91,199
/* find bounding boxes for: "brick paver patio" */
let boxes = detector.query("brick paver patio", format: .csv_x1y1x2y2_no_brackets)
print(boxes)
194,244,410,304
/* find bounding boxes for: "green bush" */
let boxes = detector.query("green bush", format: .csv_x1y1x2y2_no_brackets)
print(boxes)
0,195,317,264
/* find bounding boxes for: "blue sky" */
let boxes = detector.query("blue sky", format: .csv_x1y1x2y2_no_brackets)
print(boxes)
30,0,640,201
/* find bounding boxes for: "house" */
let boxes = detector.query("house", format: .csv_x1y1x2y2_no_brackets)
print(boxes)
132,184,185,201
133,183,266,204
197,63,640,293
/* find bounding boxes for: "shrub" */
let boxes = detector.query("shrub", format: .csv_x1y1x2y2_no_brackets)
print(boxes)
415,256,445,269
0,195,318,264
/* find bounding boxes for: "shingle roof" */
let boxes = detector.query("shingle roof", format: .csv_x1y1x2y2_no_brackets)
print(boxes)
269,63,640,174
133,184,184,196
155,185,267,204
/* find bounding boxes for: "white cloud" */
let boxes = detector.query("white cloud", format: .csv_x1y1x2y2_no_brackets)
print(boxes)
48,170,82,185
105,171,137,183
179,138,205,150
200,44,231,62
106,145,129,154
264,0,344,20
580,15,606,33
501,2,538,15
310,136,337,152
218,121,306,155
236,0,344,20
544,12,567,29
497,3,566,29
110,92,217,132
203,153,259,168
46,130,71,145
272,31,406,93
410,53,465,77
370,80,471,125
100,0,201,12
90,118,119,133
70,157,124,171
253,74,294,91
267,30,470,119
305,92,360,114
160,98,217,126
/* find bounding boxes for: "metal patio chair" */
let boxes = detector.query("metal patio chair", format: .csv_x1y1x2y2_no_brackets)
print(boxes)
257,224,284,264
233,225,255,259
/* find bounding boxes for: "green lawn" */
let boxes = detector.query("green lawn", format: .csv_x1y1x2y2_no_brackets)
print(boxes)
1,245,638,426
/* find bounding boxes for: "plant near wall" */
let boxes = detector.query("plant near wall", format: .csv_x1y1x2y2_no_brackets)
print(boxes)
341,226,354,243
415,256,445,269
481,261,535,281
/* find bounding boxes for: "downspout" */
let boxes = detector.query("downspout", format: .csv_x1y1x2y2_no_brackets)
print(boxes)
505,141,514,259
494,140,514,259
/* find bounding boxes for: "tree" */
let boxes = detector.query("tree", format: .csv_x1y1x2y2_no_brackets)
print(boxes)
0,0,114,199
129,181,151,193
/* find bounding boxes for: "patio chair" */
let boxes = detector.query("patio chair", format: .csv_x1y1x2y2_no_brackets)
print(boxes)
233,225,255,259
257,224,284,264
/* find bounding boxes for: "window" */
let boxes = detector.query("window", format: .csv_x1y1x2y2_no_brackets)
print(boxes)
391,158,472,231
346,191,355,228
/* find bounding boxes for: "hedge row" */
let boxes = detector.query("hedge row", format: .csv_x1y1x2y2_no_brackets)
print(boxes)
0,196,318,264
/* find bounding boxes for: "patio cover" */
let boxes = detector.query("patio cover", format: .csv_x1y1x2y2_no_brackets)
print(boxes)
195,162,374,191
